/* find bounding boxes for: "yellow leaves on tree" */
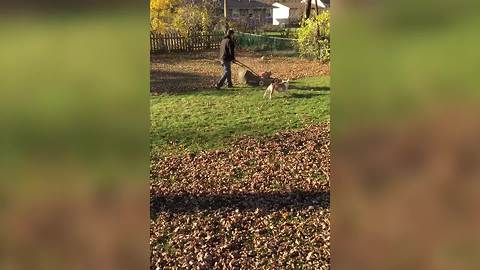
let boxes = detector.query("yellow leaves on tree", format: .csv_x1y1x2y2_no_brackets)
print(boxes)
150,0,180,32
297,10,330,61
150,0,218,34
172,4,214,36
150,0,180,12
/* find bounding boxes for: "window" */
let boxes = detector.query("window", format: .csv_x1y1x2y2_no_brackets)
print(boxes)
232,9,240,17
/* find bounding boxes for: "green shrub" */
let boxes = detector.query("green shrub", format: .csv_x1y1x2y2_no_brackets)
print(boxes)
297,11,330,62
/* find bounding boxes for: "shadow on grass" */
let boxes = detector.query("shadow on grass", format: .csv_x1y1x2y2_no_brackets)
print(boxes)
192,85,330,98
151,190,329,218
197,86,263,96
289,92,328,99
150,70,217,94
290,85,330,92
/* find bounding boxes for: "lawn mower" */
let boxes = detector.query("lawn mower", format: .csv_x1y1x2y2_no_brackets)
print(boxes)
234,60,274,87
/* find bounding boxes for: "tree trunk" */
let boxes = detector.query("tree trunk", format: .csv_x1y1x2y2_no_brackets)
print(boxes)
314,0,321,37
313,0,321,56
305,0,311,19
224,0,229,34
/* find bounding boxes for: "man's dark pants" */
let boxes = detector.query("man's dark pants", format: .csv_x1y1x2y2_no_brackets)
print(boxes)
216,61,233,88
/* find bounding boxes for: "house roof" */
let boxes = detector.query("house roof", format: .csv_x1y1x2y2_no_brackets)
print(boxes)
300,0,329,8
267,0,329,9
272,1,304,9
221,0,274,9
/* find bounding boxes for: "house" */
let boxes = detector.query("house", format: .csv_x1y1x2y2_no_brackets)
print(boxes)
271,1,304,25
301,0,330,10
220,0,275,27
272,0,329,25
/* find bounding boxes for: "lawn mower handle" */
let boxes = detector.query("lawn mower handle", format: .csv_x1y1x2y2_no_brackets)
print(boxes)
233,60,259,77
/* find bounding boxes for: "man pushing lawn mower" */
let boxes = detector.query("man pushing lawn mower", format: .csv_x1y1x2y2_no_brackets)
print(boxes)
215,29,275,89
215,29,236,89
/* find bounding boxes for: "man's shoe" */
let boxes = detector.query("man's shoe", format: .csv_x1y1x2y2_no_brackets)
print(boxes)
214,84,221,90
226,85,234,89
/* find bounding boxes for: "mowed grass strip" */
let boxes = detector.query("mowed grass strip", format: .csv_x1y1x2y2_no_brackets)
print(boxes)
150,76,330,155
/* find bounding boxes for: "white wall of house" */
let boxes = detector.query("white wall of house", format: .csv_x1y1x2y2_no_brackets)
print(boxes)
272,3,289,25
301,0,326,9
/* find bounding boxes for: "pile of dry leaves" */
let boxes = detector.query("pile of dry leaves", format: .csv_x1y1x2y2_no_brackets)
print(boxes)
150,124,330,269
151,51,330,93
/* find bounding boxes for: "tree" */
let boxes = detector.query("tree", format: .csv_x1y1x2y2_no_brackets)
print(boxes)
297,11,330,61
150,0,221,34
172,4,216,36
150,0,180,32
305,0,312,19
314,0,320,41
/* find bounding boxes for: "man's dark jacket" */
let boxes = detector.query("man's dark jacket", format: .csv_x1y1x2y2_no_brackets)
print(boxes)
219,36,235,62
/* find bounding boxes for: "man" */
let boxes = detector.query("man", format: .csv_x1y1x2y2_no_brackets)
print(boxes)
215,29,236,89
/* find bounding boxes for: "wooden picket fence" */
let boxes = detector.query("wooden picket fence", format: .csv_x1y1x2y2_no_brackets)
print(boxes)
150,32,224,53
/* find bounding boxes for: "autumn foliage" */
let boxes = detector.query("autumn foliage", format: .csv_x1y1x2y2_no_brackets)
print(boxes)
150,0,220,34
150,0,179,33
298,10,331,61
150,124,331,269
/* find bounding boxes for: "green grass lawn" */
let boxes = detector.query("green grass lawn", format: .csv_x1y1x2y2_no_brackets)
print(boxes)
150,76,330,156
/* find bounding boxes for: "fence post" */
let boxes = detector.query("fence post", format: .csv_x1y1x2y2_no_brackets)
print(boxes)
159,32,163,52
188,32,193,52
150,32,154,53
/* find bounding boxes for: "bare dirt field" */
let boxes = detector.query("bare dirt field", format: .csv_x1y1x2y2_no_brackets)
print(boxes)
151,50,330,93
